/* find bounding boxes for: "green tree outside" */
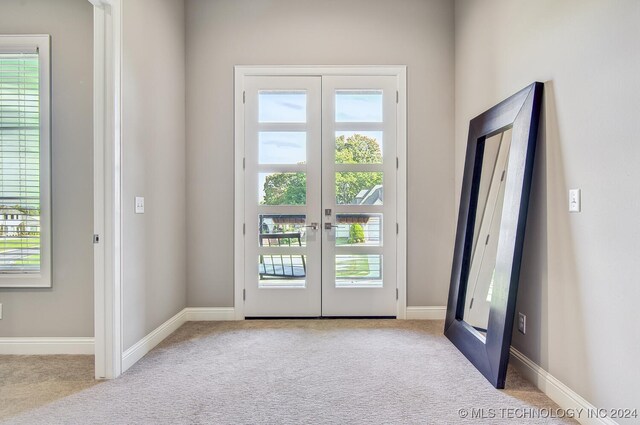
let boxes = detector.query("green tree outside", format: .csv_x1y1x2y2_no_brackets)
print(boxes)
348,223,365,244
262,173,306,205
262,134,382,205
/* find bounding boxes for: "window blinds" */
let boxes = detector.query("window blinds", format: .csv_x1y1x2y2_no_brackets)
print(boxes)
0,52,41,273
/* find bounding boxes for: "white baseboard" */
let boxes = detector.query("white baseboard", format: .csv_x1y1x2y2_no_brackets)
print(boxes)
121,309,187,373
184,307,236,321
510,348,617,425
121,307,235,373
0,337,95,355
405,306,446,320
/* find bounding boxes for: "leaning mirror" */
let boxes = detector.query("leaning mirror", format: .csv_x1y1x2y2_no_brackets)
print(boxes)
445,83,543,388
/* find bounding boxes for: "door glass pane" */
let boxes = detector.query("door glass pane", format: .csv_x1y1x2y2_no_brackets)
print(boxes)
335,90,383,122
259,214,307,247
259,91,306,123
335,172,383,205
335,254,382,287
335,131,383,164
259,255,306,288
259,172,306,205
259,132,306,165
335,214,382,246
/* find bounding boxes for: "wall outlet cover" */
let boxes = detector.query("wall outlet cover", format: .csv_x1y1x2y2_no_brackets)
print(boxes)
518,312,526,334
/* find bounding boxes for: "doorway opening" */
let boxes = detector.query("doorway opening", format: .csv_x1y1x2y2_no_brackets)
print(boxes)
234,67,407,318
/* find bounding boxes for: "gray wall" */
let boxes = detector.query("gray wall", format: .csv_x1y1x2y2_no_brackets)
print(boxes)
185,0,456,308
122,0,187,350
0,0,93,337
455,0,640,414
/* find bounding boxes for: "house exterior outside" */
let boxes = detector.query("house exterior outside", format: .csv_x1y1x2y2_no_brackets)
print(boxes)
0,206,40,237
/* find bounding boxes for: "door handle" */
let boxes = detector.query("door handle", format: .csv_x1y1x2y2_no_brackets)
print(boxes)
324,223,339,230
304,222,319,230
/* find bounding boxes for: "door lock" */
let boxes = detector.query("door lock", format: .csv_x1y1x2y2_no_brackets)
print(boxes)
324,223,339,230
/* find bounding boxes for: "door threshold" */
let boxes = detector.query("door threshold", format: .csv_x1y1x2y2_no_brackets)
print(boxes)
245,316,397,320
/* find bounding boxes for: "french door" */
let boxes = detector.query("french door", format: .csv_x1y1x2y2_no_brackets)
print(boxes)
243,76,322,316
241,72,399,317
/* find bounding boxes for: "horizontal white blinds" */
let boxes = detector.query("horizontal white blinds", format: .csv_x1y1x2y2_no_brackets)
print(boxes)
0,52,41,273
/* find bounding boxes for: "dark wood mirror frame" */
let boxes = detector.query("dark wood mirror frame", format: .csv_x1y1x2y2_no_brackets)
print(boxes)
444,82,543,389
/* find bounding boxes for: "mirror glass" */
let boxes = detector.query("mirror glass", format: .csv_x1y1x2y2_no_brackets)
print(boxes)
462,128,513,335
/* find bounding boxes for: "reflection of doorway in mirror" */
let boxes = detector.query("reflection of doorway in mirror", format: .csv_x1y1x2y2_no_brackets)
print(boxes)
464,128,513,333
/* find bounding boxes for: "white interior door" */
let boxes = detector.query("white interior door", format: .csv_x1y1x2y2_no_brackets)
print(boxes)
321,76,397,316
244,76,322,316
242,72,398,317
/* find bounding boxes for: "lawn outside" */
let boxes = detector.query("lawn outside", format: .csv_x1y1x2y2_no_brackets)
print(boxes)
0,236,41,267
336,256,372,277
0,236,40,250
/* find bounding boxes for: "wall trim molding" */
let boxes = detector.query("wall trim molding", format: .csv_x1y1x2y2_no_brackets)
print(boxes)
90,0,123,380
121,307,237,373
184,307,236,321
405,306,446,320
121,309,187,373
509,348,616,425
0,337,95,355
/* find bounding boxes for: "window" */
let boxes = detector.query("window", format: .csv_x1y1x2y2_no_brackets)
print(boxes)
0,35,51,287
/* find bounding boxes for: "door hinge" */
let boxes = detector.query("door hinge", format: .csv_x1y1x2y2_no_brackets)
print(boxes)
243,157,246,169
93,234,100,244
501,170,506,182
243,91,246,104
243,223,246,235
396,90,399,104
396,157,399,169
243,289,246,301
396,288,399,300
485,234,490,245
396,223,399,234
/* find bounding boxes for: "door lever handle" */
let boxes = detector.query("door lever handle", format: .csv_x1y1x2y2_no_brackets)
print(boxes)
324,223,339,230
304,223,319,230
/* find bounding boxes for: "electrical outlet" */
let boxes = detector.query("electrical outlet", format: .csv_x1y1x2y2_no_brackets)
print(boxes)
518,312,526,334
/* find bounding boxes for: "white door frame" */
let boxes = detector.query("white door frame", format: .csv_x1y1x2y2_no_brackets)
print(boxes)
234,66,407,319
89,0,123,379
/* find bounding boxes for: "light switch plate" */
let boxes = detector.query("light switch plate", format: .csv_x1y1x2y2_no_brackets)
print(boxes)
135,196,145,214
569,189,581,212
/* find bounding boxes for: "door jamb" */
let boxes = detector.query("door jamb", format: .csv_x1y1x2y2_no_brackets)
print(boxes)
90,0,123,379
233,66,408,319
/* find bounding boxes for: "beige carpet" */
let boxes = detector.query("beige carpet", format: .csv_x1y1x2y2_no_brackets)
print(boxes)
0,355,98,421
1,320,575,424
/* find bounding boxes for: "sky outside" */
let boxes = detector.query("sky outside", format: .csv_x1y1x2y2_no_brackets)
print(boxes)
257,90,383,168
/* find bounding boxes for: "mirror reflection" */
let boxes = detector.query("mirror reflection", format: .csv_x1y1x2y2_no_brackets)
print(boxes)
463,128,513,335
